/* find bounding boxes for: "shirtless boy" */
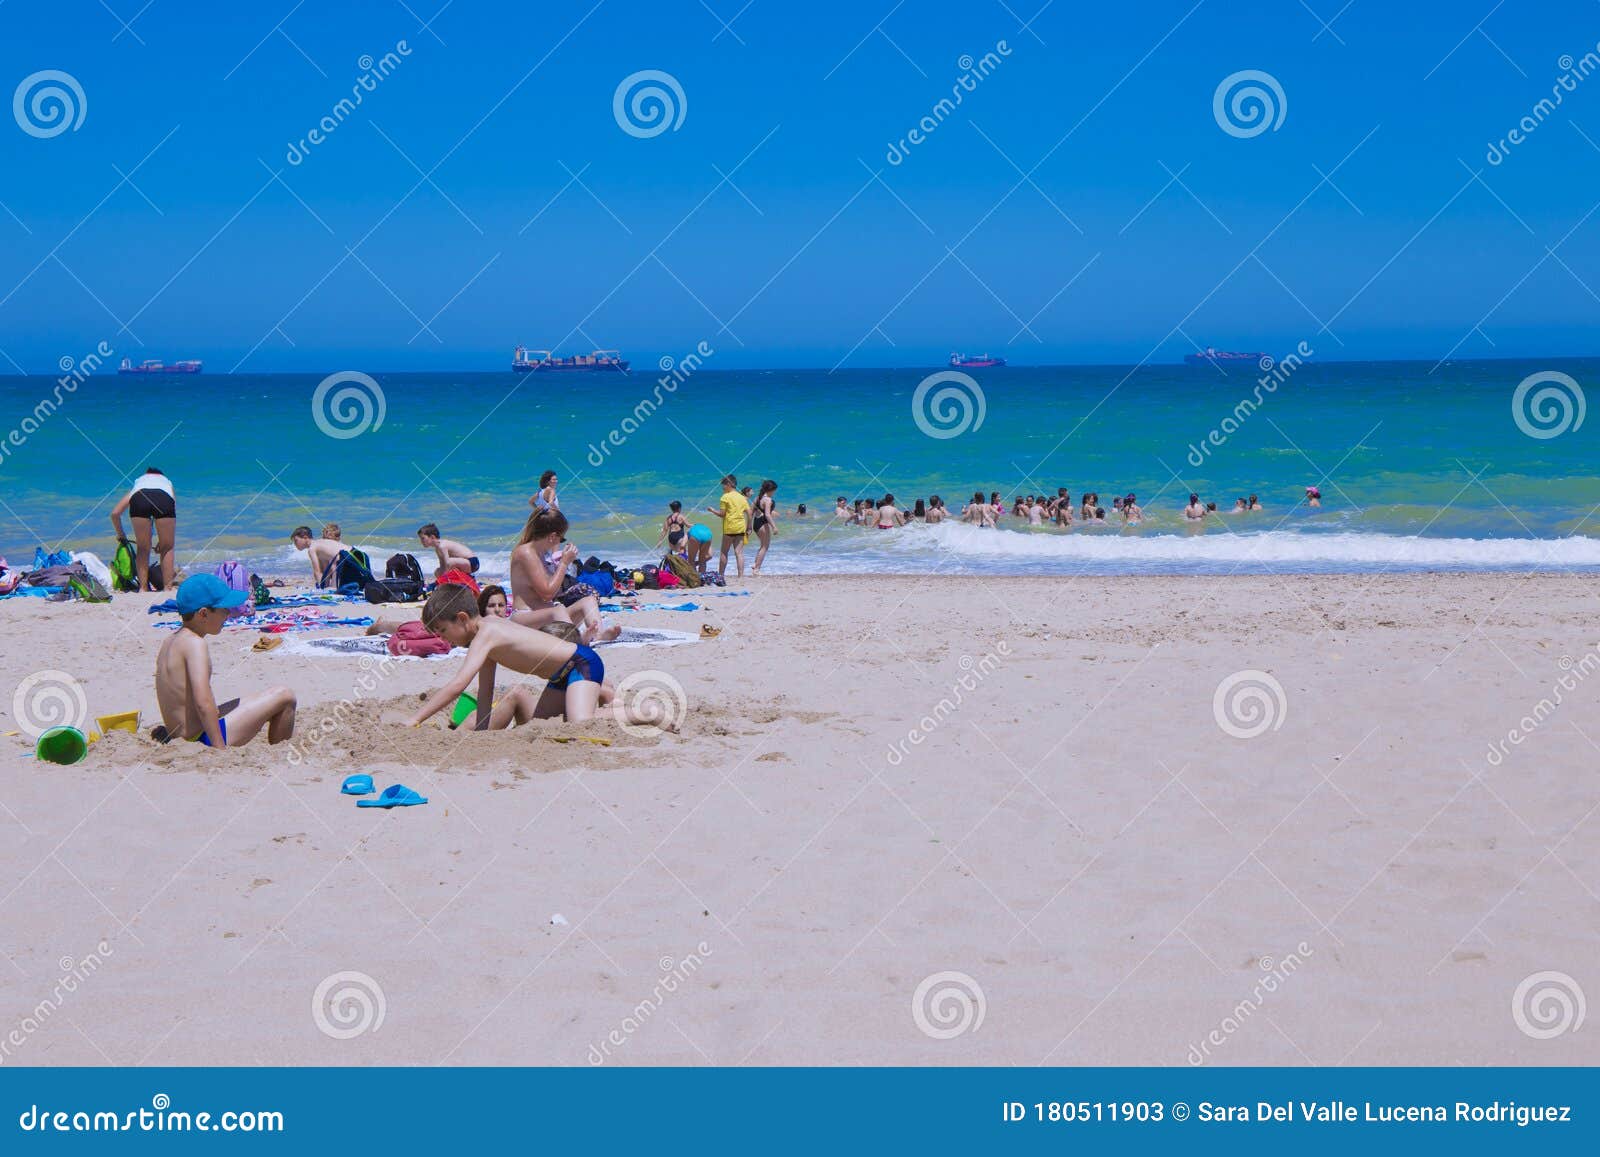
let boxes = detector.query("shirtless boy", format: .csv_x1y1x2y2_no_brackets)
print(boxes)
291,525,344,588
407,585,671,731
155,574,297,747
417,523,479,578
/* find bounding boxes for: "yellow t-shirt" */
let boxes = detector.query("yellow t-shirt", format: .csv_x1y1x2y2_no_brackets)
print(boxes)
719,491,750,535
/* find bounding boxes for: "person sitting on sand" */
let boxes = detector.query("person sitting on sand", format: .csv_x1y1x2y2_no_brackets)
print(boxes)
876,493,905,529
408,585,673,731
291,525,345,588
1184,493,1208,521
478,584,509,617
1305,486,1322,508
510,508,619,641
417,523,479,579
156,574,297,747
508,511,606,634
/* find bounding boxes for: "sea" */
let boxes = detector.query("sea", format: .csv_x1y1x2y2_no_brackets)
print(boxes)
2,357,1597,578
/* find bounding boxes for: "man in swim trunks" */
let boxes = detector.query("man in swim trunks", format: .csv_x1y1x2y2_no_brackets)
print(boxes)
155,575,297,748
417,523,479,578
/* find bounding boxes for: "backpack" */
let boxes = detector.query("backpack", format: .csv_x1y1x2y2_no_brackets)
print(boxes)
331,549,375,590
660,552,703,589
638,564,660,590
386,553,425,585
110,539,138,593
365,577,425,604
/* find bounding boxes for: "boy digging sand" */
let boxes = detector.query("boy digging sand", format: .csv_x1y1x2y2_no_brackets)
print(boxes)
155,575,297,747
407,586,675,732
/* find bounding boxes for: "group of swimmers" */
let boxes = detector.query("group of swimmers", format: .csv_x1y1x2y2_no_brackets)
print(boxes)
826,484,1324,529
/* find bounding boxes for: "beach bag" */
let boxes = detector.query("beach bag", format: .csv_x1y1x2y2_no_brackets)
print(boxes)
110,540,138,592
365,577,424,604
386,553,425,585
250,573,274,607
661,552,703,589
656,569,681,589
436,568,480,595
638,564,660,590
577,569,615,597
212,560,256,619
698,570,726,587
386,619,453,658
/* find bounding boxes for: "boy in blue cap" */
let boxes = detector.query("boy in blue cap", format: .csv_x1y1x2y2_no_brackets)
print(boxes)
155,574,297,748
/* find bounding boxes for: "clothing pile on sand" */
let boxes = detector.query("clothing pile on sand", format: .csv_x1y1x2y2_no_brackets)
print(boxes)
0,548,113,602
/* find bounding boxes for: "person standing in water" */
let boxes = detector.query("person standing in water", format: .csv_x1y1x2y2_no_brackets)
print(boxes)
110,466,177,592
751,479,779,574
529,469,559,512
706,474,750,578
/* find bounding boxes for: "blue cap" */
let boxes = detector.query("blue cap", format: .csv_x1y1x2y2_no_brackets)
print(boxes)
175,573,248,615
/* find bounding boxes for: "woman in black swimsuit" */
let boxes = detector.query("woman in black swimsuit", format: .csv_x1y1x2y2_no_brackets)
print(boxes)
751,479,778,574
109,466,176,591
659,500,690,555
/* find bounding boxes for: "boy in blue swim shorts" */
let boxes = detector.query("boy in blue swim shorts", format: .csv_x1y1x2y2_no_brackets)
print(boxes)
155,574,298,748
409,586,674,731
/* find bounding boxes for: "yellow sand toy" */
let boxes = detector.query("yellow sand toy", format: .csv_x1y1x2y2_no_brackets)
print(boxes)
96,711,141,735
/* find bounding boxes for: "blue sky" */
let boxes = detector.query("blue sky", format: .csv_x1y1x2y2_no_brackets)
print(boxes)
1,0,1599,370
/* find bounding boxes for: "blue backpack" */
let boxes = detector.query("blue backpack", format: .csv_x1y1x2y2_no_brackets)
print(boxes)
578,569,616,597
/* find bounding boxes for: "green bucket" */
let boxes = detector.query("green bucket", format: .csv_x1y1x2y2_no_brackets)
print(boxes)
36,726,88,765
449,692,478,729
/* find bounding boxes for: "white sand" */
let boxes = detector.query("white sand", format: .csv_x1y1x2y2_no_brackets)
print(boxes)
0,573,1597,1066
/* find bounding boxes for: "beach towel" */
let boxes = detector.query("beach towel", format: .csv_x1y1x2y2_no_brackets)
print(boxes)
284,626,699,660
387,620,454,658
436,567,480,594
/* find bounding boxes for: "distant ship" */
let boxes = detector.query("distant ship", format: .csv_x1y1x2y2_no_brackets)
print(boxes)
512,347,629,373
1184,347,1266,367
949,352,1006,368
118,358,202,374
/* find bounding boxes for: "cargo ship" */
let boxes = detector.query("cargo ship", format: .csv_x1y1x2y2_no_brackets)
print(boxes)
949,352,1006,368
118,358,203,374
512,347,629,373
1183,347,1267,367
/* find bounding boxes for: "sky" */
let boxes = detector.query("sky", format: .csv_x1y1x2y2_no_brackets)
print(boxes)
1,0,1599,371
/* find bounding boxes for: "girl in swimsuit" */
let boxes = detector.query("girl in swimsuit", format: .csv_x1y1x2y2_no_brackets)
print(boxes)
925,496,946,524
876,493,904,529
751,479,778,573
529,469,559,512
659,500,690,555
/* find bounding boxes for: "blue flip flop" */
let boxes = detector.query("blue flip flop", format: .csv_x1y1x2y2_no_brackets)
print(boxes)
340,774,374,795
357,784,429,808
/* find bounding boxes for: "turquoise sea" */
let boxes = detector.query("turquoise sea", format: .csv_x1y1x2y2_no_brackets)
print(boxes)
2,357,1597,577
